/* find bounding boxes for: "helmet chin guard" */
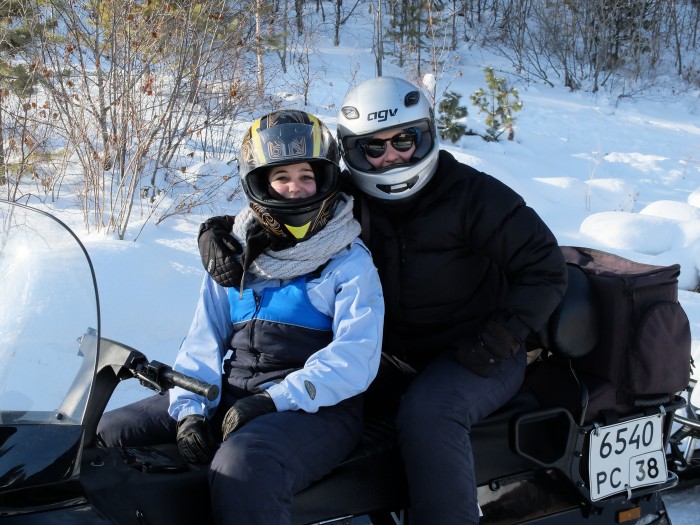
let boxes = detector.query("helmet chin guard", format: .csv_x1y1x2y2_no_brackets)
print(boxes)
248,189,338,241
239,110,341,242
337,77,440,202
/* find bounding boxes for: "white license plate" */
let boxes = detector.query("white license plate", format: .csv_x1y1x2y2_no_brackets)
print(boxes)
588,414,668,501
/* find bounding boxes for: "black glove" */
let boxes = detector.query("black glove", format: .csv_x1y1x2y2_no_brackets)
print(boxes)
176,414,217,464
222,392,277,441
454,321,521,378
198,215,244,287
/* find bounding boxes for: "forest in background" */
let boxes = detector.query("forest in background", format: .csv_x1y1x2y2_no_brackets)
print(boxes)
1,0,699,236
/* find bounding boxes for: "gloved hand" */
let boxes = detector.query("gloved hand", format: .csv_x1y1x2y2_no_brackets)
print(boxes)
176,414,218,464
222,392,277,441
454,321,521,378
198,215,244,287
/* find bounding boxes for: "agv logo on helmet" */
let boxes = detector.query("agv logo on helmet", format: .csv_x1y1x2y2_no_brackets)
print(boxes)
340,90,420,123
368,109,397,122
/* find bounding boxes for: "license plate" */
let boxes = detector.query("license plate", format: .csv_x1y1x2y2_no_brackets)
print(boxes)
588,414,668,501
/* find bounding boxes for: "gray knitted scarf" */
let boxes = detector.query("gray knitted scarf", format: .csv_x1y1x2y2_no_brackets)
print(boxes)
230,192,361,281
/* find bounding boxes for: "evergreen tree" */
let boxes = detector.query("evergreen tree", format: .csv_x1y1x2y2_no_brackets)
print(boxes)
470,68,523,142
0,0,55,195
385,0,447,79
438,91,468,143
0,0,53,95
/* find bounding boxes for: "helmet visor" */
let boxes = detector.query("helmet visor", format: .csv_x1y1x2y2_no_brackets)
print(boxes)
243,122,328,174
341,119,435,173
361,130,420,158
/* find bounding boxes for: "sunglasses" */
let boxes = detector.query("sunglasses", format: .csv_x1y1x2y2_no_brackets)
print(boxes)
361,131,418,158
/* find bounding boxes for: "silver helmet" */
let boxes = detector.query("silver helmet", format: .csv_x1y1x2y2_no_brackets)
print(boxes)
337,76,439,201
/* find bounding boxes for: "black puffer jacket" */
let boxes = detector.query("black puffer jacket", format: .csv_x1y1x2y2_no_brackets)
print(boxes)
352,150,568,369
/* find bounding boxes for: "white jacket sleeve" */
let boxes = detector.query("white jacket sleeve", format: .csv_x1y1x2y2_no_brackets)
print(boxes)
264,240,384,412
168,275,231,422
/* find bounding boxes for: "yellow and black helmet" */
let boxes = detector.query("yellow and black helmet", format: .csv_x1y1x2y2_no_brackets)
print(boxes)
239,110,340,242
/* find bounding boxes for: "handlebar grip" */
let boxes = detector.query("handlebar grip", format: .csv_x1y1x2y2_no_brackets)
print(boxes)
162,369,220,401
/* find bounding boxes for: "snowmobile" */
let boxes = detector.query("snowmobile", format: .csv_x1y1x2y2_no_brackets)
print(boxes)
0,198,696,525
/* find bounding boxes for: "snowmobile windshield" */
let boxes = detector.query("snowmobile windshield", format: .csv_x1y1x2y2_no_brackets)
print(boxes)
0,201,99,425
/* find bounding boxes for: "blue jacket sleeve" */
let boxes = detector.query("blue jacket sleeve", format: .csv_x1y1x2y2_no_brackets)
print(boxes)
168,274,231,422
264,240,384,412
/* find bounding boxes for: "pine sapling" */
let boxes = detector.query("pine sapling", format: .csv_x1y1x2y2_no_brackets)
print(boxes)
470,67,523,141
437,91,468,143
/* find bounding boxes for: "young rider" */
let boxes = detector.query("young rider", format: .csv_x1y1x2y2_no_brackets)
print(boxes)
97,109,384,525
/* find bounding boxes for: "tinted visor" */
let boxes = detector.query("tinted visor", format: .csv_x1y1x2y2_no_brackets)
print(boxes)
340,119,435,173
361,131,419,158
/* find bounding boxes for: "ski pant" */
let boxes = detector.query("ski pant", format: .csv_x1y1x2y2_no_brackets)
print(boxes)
97,393,363,525
394,349,527,525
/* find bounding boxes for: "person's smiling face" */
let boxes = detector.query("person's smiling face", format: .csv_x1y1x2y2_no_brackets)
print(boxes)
268,162,317,199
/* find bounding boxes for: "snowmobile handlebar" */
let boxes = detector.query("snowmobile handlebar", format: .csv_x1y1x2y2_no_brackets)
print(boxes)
132,358,220,401
161,367,220,401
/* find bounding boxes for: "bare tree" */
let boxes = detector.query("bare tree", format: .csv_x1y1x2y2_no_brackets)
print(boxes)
286,9,327,106
40,0,260,237
334,0,342,46
295,0,305,34
374,0,383,76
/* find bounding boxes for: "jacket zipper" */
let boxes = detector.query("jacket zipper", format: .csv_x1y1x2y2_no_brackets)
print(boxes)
250,291,261,375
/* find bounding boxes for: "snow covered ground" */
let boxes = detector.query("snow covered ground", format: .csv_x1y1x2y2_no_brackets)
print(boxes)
84,70,700,525
3,5,700,522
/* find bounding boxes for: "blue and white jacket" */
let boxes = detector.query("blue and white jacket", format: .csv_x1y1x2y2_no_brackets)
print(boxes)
168,239,384,421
